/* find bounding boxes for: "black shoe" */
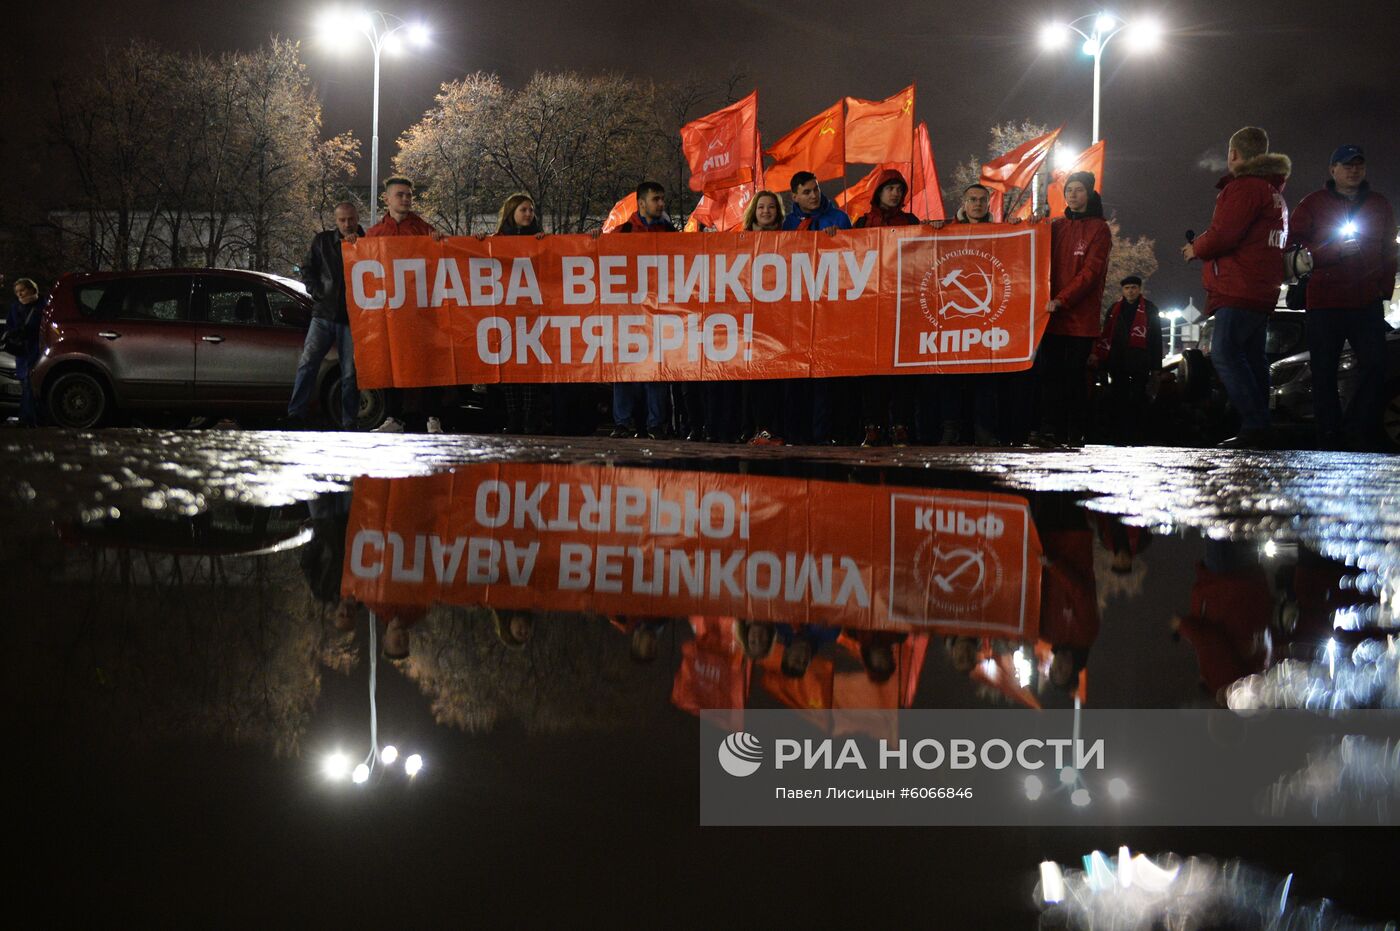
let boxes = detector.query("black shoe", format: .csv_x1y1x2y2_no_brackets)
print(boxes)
279,415,312,431
1026,431,1062,449
610,421,638,439
685,428,706,442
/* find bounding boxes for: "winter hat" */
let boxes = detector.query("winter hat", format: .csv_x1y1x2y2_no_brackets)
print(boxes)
1065,170,1097,193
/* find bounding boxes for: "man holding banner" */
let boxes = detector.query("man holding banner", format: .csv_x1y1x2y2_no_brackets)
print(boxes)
608,181,675,439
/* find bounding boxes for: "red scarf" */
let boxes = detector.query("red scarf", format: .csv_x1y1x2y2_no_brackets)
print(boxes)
795,217,815,231
1093,298,1148,362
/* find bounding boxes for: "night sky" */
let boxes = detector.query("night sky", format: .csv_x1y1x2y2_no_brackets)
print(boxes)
9,0,1399,307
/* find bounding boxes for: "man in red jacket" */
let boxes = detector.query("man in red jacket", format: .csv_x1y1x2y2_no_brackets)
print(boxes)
1031,171,1112,447
364,177,446,435
1288,145,1397,450
1182,127,1291,449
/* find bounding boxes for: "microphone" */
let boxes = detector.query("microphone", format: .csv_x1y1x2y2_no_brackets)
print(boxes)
1184,229,1195,243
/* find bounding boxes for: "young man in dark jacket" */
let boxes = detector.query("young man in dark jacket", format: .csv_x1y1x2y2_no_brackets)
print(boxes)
1288,145,1397,450
609,181,674,439
1183,127,1291,448
287,202,364,429
1090,275,1163,444
783,172,851,443
853,168,919,445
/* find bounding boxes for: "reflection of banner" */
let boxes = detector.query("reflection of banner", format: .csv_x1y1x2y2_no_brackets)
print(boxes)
341,464,1041,637
343,225,1050,387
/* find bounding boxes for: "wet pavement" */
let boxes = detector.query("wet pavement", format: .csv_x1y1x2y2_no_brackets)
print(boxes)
5,429,1399,925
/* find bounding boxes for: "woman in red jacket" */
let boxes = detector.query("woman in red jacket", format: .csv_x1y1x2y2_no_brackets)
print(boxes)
1031,172,1112,447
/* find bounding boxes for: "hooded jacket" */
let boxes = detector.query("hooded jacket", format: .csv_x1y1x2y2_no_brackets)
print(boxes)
1192,153,1292,315
1048,209,1112,338
781,194,852,232
852,169,920,228
954,207,993,224
613,212,676,233
301,225,366,323
1289,180,1397,310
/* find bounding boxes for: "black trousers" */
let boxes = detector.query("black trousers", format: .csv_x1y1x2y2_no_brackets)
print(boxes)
1305,304,1388,446
1033,334,1094,441
1103,368,1148,445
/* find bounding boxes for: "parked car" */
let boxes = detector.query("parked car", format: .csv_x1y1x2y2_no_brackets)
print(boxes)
29,268,379,429
1165,307,1309,444
0,350,21,416
1269,325,1400,451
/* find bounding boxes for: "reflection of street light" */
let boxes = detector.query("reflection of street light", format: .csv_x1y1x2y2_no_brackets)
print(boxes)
1038,12,1166,141
314,8,432,225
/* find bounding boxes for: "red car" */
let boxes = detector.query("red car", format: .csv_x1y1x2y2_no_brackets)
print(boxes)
30,268,377,428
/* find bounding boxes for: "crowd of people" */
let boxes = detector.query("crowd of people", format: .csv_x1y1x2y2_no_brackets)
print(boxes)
7,127,1394,449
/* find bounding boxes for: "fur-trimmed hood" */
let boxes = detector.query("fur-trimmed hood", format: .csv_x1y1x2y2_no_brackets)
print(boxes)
1231,152,1291,181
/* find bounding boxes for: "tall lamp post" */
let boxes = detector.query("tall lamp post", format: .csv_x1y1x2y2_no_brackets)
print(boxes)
1039,13,1163,143
316,9,431,226
1163,309,1183,355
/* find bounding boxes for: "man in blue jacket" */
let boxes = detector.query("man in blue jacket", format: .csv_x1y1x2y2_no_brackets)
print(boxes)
782,172,851,442
782,172,852,232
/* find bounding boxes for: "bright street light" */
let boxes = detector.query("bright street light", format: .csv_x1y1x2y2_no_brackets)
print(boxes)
380,744,399,765
1055,144,1082,172
352,763,371,784
1037,11,1166,142
404,753,424,777
312,8,432,225
1039,23,1070,50
323,752,350,780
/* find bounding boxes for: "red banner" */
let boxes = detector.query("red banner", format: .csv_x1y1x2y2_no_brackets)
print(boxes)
1047,140,1105,218
344,225,1051,387
340,463,1042,638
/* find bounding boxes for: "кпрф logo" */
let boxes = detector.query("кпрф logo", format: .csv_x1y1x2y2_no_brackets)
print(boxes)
718,731,764,777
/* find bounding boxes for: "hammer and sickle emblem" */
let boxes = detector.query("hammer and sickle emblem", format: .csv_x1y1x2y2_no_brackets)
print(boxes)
928,547,986,594
939,266,996,317
902,95,913,115
819,117,836,136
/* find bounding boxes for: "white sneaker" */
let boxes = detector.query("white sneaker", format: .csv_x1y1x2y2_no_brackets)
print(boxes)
426,416,443,435
372,416,405,434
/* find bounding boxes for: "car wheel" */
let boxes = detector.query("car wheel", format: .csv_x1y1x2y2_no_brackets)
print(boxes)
1382,382,1400,453
354,387,386,431
45,369,110,429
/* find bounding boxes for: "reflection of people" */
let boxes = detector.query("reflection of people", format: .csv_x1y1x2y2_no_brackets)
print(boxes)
494,610,534,649
1037,497,1101,691
777,623,840,678
609,616,669,664
735,620,776,661
1171,540,1273,701
844,629,909,683
1095,513,1153,576
300,492,357,624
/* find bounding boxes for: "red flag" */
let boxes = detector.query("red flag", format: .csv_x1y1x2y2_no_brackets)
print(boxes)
979,126,1062,196
844,84,915,163
602,192,636,233
688,182,759,232
764,100,844,191
680,90,759,192
908,121,945,221
835,162,911,221
1047,140,1106,218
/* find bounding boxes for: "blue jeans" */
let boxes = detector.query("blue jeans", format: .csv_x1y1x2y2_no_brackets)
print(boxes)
289,318,357,427
1305,304,1387,445
1210,307,1270,432
612,382,668,431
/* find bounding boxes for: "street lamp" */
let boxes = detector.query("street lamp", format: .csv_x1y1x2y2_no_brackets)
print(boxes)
315,8,432,225
1039,12,1164,142
1163,309,1183,354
